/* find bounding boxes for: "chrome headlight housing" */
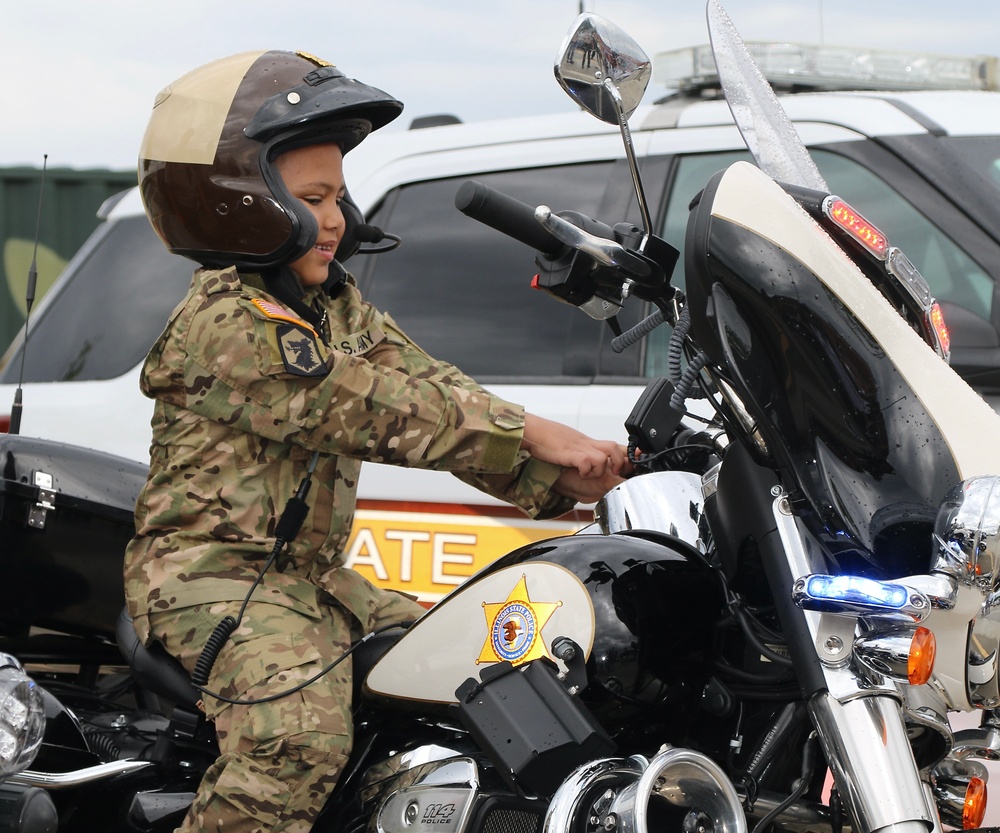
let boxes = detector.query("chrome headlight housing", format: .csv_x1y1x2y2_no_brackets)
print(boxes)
932,476,1000,708
0,653,44,778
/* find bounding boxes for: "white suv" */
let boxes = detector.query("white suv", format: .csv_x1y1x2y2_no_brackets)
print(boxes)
3,46,1000,602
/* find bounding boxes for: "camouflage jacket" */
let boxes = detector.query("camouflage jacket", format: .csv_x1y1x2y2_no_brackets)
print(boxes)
124,267,574,637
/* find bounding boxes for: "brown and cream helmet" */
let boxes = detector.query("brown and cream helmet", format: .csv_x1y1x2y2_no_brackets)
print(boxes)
138,50,402,268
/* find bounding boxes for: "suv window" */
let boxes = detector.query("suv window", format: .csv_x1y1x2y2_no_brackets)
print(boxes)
646,147,997,376
356,163,621,381
0,216,192,384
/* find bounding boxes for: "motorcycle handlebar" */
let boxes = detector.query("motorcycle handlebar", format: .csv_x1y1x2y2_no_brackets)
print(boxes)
455,181,565,257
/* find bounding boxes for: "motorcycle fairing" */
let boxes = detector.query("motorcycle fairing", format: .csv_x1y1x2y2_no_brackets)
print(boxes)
686,162,1000,571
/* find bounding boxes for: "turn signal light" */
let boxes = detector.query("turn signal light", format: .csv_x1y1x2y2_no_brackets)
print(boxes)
930,302,951,357
908,626,936,685
824,197,889,260
963,776,987,829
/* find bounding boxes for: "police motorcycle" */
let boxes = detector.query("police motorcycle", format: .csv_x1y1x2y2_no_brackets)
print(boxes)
5,3,1000,832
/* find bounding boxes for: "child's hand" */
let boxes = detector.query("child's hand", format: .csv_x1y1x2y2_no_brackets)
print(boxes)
521,413,630,479
551,465,626,503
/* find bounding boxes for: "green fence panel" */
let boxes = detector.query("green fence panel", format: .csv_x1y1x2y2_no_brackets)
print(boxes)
0,166,136,354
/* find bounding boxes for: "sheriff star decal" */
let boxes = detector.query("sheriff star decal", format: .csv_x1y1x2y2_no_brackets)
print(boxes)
477,575,561,666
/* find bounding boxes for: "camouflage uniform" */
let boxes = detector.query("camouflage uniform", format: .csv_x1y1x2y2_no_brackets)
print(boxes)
124,265,574,833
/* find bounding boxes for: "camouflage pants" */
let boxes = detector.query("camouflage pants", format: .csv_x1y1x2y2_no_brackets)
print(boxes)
147,591,424,833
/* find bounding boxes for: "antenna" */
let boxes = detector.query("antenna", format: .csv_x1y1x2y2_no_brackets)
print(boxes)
8,154,47,436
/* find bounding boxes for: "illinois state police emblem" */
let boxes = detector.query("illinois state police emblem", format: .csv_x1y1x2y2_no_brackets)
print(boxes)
477,575,560,666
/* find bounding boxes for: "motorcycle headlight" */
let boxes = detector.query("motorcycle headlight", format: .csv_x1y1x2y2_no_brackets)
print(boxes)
933,476,1000,708
0,653,44,778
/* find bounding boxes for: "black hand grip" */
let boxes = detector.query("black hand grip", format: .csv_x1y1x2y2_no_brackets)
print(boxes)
455,181,564,257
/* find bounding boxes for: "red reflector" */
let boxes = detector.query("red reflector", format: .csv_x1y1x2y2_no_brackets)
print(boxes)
531,275,540,289
826,198,889,260
930,302,951,356
0,414,8,433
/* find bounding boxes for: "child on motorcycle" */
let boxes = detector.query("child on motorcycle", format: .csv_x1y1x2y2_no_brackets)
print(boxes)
124,50,628,833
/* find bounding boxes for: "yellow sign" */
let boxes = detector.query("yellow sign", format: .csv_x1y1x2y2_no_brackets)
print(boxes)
343,504,586,605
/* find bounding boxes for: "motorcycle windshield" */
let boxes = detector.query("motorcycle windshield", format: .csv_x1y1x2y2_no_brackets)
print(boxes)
686,162,1000,573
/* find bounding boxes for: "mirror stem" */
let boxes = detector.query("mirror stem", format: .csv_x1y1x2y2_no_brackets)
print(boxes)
605,79,653,236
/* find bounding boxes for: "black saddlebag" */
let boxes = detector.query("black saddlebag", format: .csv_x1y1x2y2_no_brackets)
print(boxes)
0,434,147,639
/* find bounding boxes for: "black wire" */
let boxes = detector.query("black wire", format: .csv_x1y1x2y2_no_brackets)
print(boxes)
193,623,409,706
750,732,818,833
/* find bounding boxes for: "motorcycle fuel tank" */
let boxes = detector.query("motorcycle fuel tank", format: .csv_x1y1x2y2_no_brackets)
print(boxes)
364,531,721,733
685,162,1000,572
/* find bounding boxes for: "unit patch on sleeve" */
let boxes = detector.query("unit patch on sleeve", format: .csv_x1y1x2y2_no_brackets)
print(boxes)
277,324,327,377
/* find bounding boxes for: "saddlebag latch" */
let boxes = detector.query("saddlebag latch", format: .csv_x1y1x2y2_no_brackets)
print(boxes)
27,471,56,530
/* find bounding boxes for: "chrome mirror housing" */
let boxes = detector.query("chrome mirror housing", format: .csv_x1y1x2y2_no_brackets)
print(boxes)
555,14,654,235
932,475,1000,589
555,13,651,125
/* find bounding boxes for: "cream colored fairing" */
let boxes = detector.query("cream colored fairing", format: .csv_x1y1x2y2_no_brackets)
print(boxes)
711,162,1000,709
139,51,265,165
364,562,597,704
711,162,1000,480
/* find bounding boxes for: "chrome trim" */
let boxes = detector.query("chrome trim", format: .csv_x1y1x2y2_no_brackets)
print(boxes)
9,760,153,789
595,471,706,549
808,693,936,833
372,757,479,833
886,247,932,308
852,626,924,681
952,725,1000,762
543,757,643,833
932,475,1000,591
359,744,469,806
968,589,1000,708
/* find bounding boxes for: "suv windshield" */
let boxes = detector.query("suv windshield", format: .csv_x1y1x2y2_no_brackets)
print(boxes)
0,217,193,384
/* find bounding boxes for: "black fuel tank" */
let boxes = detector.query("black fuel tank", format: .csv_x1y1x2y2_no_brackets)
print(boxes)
484,532,724,734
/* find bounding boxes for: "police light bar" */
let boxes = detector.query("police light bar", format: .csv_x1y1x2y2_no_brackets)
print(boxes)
655,43,999,93
792,574,931,620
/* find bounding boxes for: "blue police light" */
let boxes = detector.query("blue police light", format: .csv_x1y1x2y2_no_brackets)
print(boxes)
804,575,909,610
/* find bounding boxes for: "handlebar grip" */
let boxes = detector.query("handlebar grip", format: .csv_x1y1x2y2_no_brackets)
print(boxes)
455,181,564,257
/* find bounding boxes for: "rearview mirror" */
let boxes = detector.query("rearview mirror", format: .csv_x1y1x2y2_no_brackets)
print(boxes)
555,13,651,124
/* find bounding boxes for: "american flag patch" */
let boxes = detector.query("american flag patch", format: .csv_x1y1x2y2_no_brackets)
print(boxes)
251,298,317,336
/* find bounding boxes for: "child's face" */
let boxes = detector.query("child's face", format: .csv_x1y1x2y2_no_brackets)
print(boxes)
276,142,347,287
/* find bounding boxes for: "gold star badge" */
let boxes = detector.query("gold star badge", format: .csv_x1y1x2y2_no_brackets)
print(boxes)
477,575,561,666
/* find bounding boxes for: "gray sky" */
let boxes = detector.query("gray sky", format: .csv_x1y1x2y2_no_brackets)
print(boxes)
4,0,998,170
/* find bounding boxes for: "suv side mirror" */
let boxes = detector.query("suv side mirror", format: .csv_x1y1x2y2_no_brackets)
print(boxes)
555,13,651,125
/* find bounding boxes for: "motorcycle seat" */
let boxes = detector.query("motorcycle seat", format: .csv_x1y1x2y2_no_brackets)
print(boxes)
116,607,408,711
115,608,201,709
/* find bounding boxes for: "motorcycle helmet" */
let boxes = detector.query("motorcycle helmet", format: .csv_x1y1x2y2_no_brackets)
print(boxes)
138,50,402,269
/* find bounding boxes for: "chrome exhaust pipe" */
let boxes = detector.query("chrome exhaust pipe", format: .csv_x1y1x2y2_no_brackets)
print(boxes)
544,747,746,833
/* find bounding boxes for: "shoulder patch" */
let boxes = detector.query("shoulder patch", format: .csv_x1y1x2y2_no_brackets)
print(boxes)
251,298,318,337
277,324,327,377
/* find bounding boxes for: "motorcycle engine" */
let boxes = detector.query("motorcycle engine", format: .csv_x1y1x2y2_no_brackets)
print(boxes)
360,745,547,833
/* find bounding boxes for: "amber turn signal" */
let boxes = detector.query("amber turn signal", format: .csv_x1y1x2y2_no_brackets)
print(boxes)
963,776,987,829
907,626,936,686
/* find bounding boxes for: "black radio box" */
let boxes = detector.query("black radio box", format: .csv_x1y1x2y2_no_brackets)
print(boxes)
455,657,615,796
